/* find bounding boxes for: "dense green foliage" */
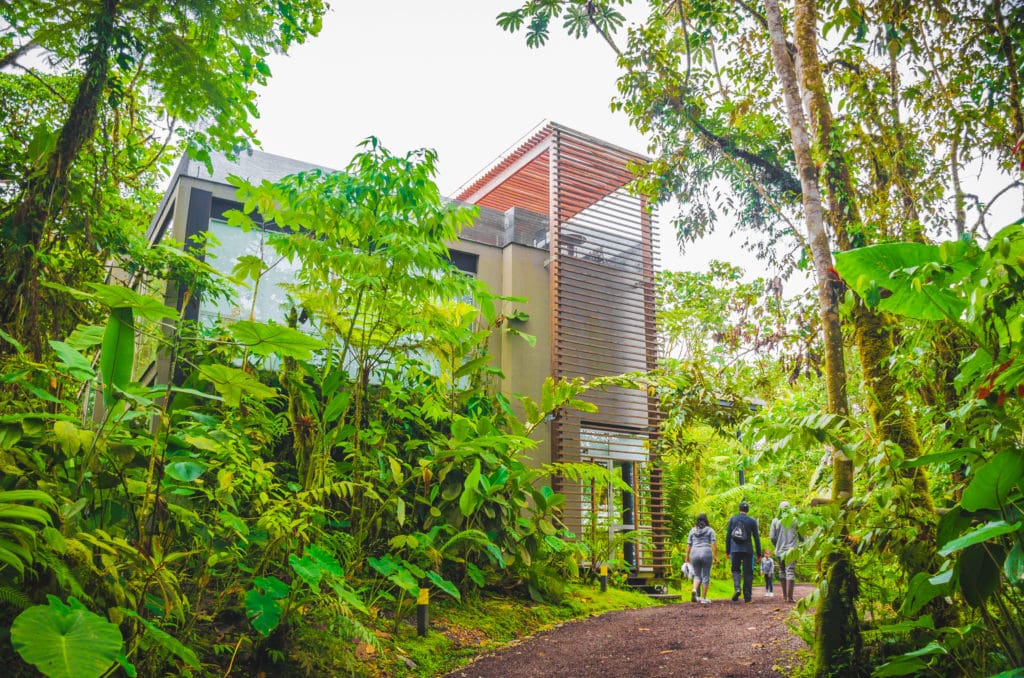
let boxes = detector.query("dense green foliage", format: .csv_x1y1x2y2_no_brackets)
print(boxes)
500,0,1024,675
0,140,619,676
4,0,1024,675
0,0,327,356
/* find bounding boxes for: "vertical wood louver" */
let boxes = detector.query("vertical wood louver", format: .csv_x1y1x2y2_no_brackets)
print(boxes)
457,123,666,575
547,126,665,575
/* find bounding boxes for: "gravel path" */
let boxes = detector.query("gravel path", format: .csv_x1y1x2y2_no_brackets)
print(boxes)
445,584,812,677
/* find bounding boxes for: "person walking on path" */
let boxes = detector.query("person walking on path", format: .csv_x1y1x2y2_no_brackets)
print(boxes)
761,550,775,597
685,513,717,604
770,501,800,603
725,500,761,603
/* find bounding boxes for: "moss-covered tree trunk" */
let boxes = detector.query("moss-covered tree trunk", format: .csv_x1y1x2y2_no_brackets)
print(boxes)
1,0,119,356
765,0,863,673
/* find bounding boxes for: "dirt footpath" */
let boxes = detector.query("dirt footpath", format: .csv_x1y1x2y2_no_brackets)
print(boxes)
446,584,812,678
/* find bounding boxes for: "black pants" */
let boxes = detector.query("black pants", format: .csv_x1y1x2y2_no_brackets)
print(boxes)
731,551,754,601
764,574,773,592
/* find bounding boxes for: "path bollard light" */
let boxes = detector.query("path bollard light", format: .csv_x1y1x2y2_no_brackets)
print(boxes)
417,588,429,636
600,565,608,593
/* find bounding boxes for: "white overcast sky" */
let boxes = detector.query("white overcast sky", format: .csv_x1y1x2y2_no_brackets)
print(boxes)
252,2,1019,277
253,0,761,275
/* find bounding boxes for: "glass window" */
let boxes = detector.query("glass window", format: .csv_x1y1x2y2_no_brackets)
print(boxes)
199,219,300,324
448,249,479,275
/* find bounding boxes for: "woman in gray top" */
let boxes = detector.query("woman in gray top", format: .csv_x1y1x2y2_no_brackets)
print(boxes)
685,513,717,604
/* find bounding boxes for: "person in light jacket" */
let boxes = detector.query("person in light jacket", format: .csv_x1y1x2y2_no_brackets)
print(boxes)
770,501,800,603
685,513,717,604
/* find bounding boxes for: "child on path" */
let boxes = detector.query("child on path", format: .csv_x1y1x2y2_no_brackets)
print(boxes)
761,551,775,597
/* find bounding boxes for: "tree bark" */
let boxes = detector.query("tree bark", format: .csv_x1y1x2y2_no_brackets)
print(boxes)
763,0,848,423
1,0,119,355
764,0,862,674
795,0,942,568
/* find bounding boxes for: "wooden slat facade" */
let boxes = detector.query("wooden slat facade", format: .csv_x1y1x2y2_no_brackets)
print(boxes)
457,123,666,575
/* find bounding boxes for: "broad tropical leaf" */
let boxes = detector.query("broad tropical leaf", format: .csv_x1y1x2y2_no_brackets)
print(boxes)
228,320,325,359
11,596,123,678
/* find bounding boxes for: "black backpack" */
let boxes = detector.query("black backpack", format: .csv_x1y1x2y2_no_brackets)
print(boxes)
731,520,749,543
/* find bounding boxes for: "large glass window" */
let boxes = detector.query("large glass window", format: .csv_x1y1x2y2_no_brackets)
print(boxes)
578,426,650,569
199,219,299,324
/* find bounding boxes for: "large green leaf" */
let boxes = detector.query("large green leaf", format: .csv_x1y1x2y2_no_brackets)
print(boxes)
873,641,947,677
48,341,95,381
11,596,123,678
289,553,323,588
901,570,952,617
164,461,206,483
84,283,177,321
228,320,325,360
959,542,1005,607
1005,543,1024,585
245,588,283,637
245,576,289,637
99,308,134,408
196,364,279,407
307,543,344,578
425,570,461,601
453,355,491,379
64,325,105,350
459,460,482,516
939,520,1021,556
833,242,970,320
960,452,1024,511
53,420,84,455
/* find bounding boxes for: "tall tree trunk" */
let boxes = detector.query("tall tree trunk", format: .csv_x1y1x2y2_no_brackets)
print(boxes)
763,0,850,482
764,0,862,674
793,0,943,590
1,0,119,356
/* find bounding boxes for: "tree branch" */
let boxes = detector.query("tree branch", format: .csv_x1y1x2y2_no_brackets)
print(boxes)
674,0,692,89
683,108,803,196
737,0,796,58
0,40,36,70
586,3,621,57
14,64,68,104
971,180,1023,234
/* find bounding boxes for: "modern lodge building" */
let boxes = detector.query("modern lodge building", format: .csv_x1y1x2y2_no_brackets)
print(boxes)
146,122,668,577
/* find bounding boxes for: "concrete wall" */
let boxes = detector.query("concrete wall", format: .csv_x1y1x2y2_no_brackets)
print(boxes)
448,208,553,469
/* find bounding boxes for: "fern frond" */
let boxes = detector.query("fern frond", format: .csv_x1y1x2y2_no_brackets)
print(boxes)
0,584,31,610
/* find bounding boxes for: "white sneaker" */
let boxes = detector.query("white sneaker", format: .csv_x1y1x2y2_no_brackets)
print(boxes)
700,598,710,604
766,592,774,597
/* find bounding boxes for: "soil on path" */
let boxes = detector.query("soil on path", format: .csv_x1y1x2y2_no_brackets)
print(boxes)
445,584,813,678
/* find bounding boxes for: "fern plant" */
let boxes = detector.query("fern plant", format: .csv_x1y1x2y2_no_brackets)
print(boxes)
0,489,55,577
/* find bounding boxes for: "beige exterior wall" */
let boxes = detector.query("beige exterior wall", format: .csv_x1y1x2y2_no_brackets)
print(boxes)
448,237,553,469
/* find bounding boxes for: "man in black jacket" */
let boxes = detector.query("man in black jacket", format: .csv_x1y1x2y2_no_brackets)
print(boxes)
725,500,762,603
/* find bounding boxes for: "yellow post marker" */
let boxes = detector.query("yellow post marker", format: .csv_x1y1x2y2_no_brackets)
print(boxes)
417,588,429,636
599,565,608,593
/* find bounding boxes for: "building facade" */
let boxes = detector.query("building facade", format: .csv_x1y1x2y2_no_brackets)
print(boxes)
146,122,666,576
